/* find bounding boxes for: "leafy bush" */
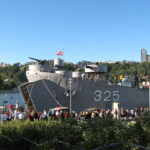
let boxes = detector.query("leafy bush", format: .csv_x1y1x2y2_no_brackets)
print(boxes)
1,115,150,149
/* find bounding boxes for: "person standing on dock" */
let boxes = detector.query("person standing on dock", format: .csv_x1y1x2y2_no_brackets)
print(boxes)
14,110,19,120
8,104,13,114
15,100,19,110
2,113,8,124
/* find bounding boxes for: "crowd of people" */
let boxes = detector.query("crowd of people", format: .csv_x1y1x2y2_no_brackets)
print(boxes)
78,107,149,120
0,104,149,123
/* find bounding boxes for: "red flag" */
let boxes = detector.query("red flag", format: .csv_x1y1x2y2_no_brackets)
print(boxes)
56,50,63,56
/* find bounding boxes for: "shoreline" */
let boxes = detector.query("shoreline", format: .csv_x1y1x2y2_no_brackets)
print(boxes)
0,88,20,94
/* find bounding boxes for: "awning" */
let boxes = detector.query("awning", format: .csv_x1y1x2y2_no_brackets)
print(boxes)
50,107,69,111
86,108,100,111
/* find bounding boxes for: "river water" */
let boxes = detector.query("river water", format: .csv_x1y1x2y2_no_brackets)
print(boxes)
0,89,24,107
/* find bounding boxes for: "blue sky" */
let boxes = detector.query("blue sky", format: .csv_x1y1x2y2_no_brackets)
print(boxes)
0,0,150,64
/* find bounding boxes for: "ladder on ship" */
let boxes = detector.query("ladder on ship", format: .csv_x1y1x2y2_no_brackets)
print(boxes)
19,83,35,111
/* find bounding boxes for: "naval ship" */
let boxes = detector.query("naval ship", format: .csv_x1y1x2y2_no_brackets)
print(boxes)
19,58,149,112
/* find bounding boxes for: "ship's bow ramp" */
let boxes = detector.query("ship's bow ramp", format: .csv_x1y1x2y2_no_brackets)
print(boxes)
26,80,64,112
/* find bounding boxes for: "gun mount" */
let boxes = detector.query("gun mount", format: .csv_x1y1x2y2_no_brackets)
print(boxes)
29,57,47,65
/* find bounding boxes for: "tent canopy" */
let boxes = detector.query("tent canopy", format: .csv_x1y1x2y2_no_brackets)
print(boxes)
86,108,100,111
50,107,69,111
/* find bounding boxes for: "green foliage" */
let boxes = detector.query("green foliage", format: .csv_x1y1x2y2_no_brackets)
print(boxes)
107,62,150,77
106,62,150,83
1,115,150,149
107,63,134,77
0,64,27,90
63,63,78,71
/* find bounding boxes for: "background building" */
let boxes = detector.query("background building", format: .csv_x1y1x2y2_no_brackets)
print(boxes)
0,62,10,67
147,55,150,62
141,48,147,62
141,48,150,62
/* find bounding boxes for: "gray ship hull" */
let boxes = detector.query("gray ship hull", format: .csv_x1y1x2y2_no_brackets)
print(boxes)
19,76,149,112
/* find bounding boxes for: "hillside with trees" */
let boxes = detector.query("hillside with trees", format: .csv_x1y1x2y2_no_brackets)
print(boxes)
106,62,150,85
0,63,27,90
0,62,150,90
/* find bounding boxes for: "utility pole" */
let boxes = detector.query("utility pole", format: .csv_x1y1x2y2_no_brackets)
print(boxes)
69,78,73,114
